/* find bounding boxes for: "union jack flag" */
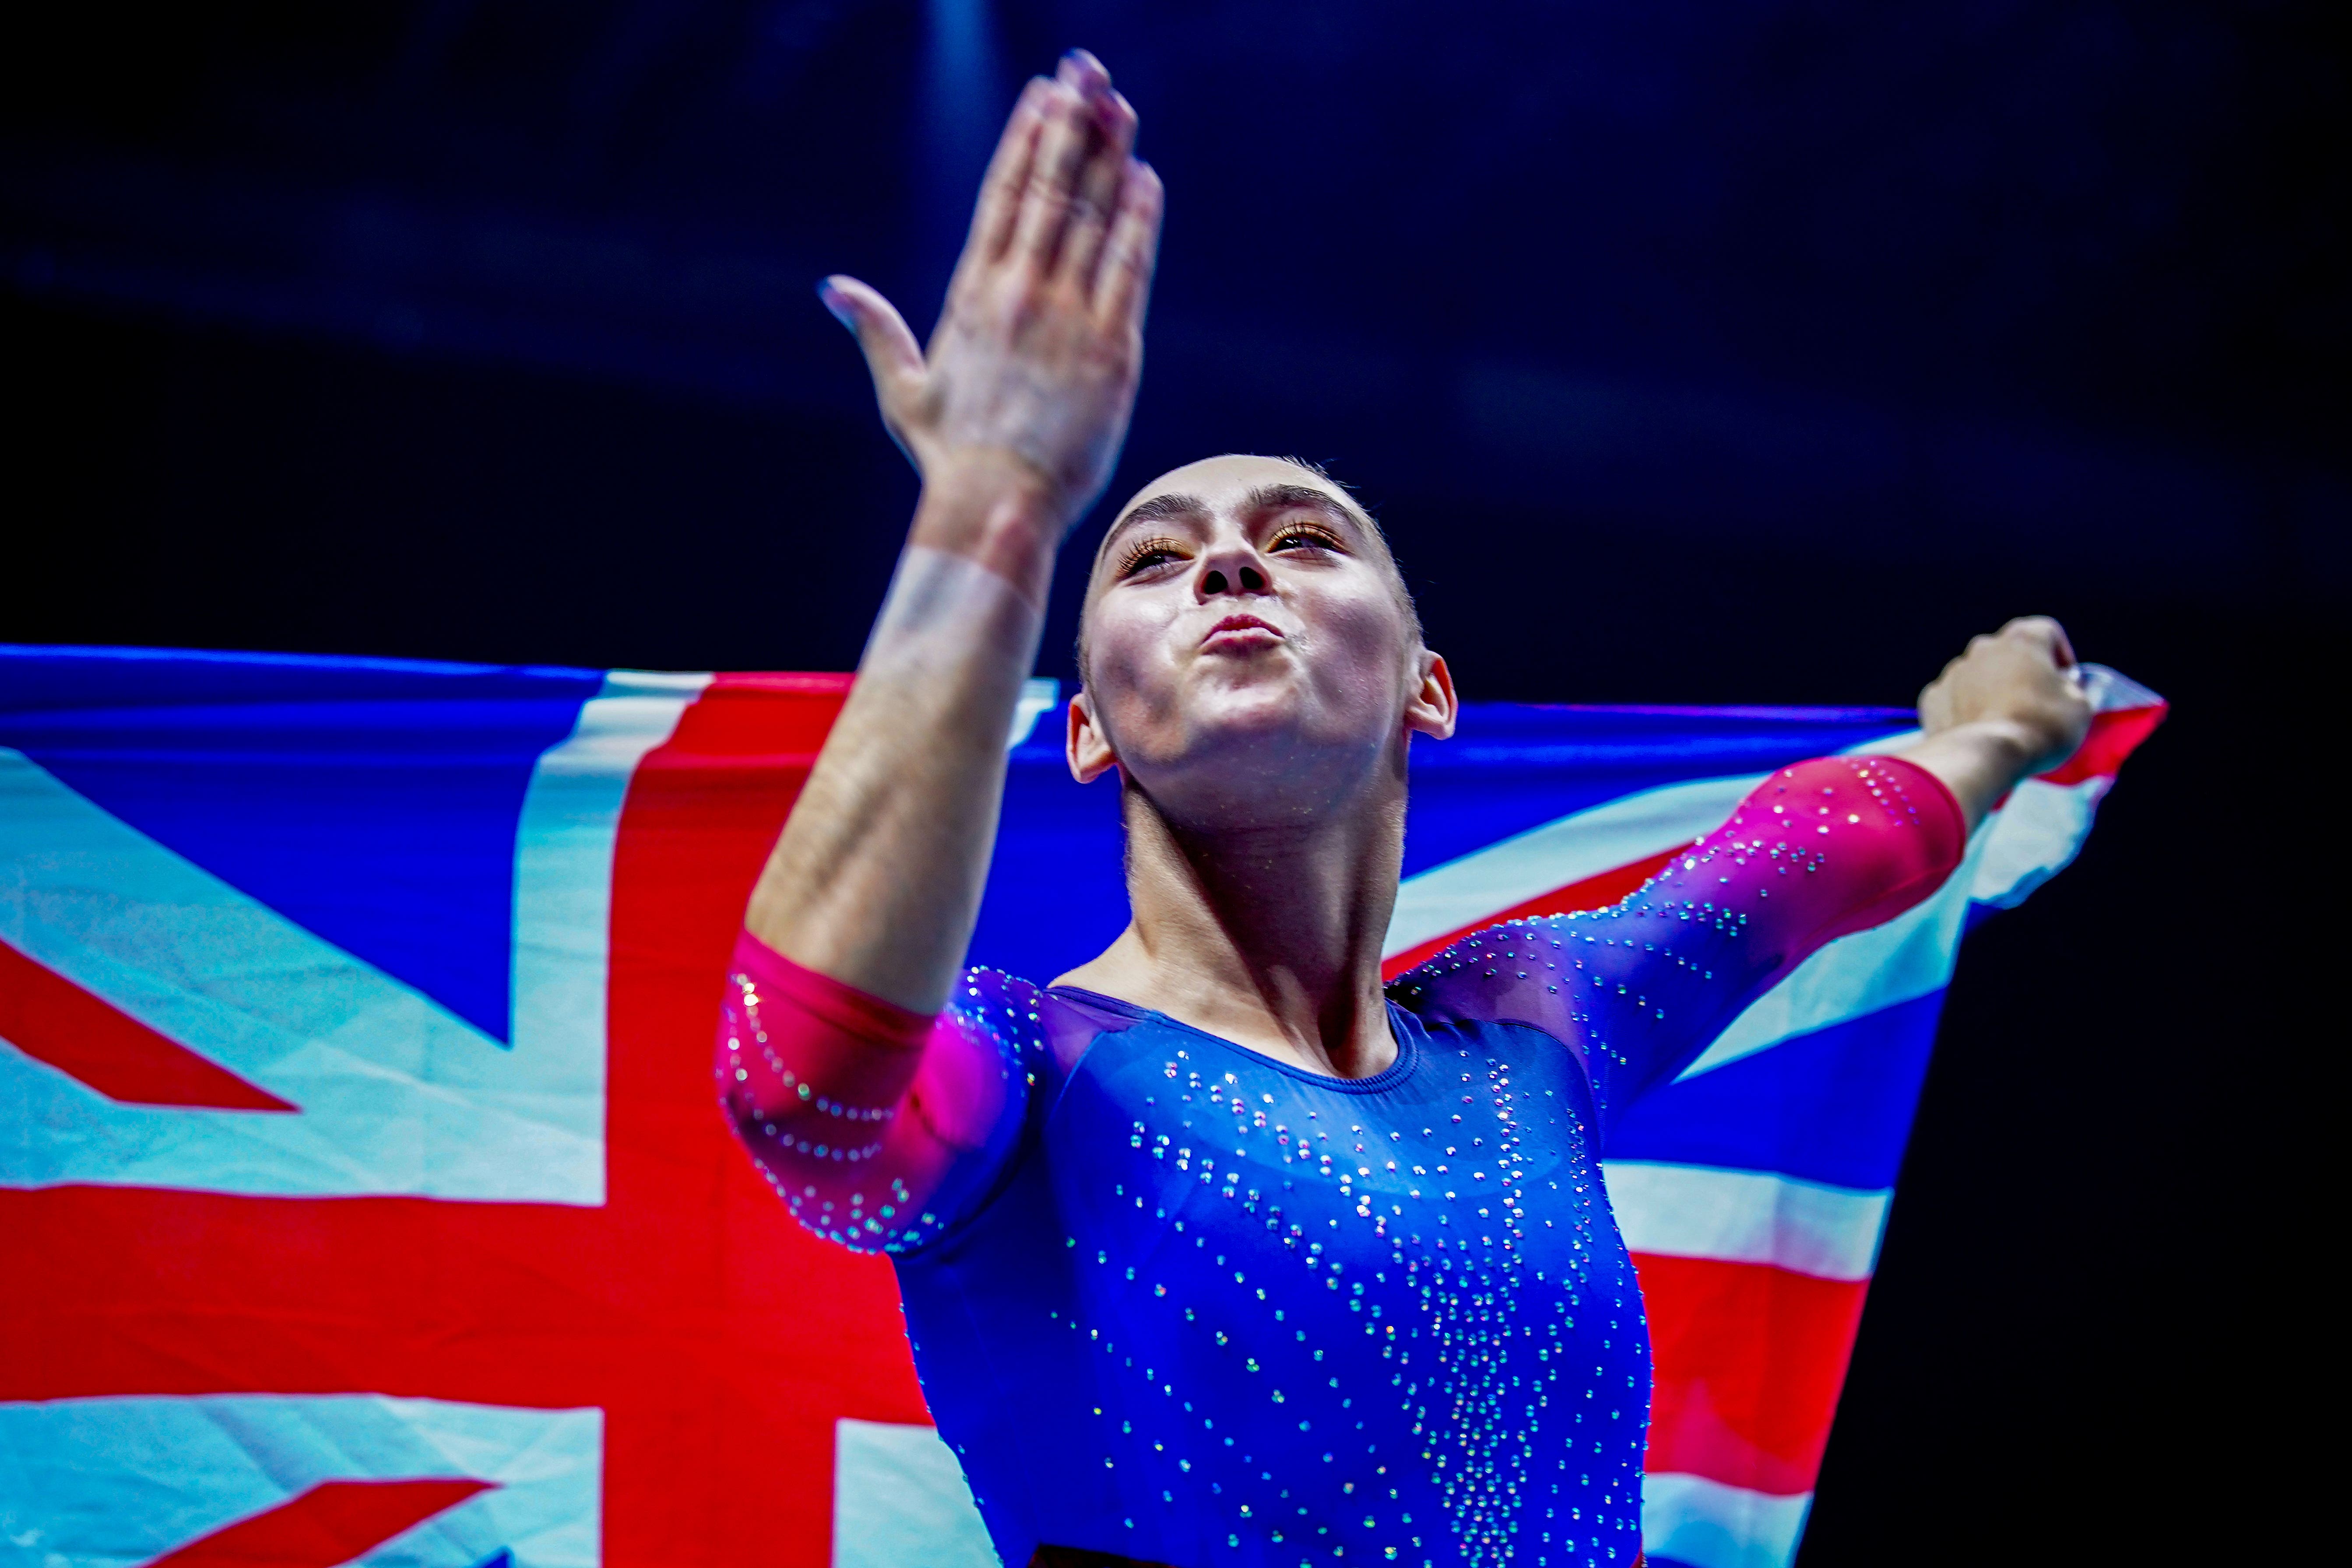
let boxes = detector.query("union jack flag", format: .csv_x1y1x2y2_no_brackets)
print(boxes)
0,644,2161,1568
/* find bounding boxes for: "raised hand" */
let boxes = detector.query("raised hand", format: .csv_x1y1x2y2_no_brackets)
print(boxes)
819,50,1163,537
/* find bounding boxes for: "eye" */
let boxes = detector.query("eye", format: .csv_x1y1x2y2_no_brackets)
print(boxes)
1116,536,1189,577
1269,524,1343,554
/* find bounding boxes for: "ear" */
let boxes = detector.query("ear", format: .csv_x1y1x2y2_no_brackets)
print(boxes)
1403,649,1458,742
1067,688,1121,783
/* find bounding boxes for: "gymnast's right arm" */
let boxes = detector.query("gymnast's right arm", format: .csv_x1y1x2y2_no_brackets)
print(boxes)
715,54,1162,1248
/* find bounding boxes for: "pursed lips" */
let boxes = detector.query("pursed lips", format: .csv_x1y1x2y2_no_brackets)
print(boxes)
1199,614,1286,652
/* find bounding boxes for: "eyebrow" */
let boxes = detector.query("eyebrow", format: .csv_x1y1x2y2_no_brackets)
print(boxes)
1241,483,1372,534
1111,492,1209,534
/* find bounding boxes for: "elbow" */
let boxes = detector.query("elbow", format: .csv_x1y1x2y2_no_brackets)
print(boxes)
715,1015,784,1154
710,979,921,1174
713,980,821,1160
711,927,932,1140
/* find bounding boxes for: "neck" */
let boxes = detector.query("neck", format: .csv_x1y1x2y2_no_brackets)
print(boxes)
1053,747,1409,1079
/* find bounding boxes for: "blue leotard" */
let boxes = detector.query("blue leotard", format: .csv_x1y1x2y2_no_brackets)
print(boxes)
719,755,1963,1567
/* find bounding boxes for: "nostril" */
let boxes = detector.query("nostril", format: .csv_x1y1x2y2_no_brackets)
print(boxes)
1202,569,1227,595
1239,566,1265,591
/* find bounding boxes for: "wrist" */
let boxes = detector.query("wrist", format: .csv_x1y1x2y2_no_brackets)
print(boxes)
911,449,1069,608
1944,715,2064,781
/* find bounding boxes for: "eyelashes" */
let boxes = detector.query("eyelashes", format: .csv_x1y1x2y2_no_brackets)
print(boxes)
1269,523,1343,553
1115,535,1189,577
1113,523,1346,579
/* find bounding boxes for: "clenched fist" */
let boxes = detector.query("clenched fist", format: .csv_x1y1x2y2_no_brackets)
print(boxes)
1918,616,2095,777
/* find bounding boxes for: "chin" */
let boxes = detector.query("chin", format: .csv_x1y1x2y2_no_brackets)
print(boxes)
1174,709,1302,769
1179,668,1315,738
1185,685,1398,770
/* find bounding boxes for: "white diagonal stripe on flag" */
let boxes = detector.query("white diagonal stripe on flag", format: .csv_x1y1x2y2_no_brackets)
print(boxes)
0,1394,601,1568
1385,773,1764,960
1601,1161,1890,1282
1641,1472,1814,1568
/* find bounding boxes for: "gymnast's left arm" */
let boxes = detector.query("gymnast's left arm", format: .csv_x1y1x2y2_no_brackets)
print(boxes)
1393,616,2092,1120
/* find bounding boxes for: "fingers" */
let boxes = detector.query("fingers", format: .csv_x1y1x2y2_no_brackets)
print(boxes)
965,77,1051,267
819,275,925,409
1090,158,1165,327
1058,88,1140,288
959,52,1143,300
1057,46,1110,97
1999,614,2077,671
1010,66,1109,271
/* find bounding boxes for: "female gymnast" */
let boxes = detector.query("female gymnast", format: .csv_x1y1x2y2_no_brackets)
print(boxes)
716,51,2092,1568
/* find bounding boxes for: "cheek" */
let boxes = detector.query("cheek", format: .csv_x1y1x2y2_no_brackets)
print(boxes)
1082,593,1186,718
1301,584,1414,707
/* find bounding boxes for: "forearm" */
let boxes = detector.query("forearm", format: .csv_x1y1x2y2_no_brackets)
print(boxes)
745,460,1062,1012
1891,717,2045,835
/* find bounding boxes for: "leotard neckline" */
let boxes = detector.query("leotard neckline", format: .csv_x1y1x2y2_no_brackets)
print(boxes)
1041,983,1429,1094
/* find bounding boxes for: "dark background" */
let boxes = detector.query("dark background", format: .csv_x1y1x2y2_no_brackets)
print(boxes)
4,3,2337,1561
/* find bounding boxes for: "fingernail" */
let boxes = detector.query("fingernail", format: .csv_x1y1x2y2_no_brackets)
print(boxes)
816,279,852,328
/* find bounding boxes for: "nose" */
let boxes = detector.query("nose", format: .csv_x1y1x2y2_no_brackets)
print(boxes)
1196,545,1271,601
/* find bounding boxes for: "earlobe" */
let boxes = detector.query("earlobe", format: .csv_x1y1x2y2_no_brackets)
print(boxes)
1067,690,1121,783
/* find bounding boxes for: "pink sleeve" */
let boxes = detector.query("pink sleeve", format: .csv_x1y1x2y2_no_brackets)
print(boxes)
715,932,1035,1253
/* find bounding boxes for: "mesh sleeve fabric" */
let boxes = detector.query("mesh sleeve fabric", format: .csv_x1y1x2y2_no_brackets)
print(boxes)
1389,753,1966,1132
715,932,1041,1254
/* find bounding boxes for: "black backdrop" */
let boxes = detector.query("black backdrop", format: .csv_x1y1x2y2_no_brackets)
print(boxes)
5,3,2336,1561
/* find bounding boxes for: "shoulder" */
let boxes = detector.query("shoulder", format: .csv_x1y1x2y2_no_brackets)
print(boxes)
1385,915,1591,1008
947,964,1049,1017
950,968,1161,1084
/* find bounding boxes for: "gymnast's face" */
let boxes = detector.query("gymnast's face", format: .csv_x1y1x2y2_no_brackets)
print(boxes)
1069,455,1455,825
